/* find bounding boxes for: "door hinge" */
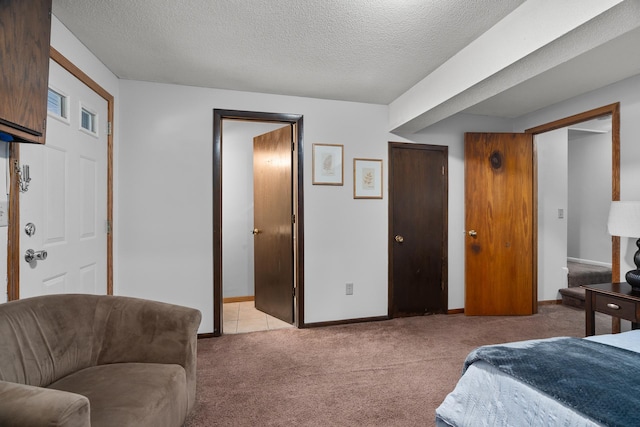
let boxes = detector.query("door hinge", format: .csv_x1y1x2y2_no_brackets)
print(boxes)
105,220,112,234
292,214,295,224
43,118,47,130
442,166,445,175
292,141,295,151
293,287,296,297
107,122,112,136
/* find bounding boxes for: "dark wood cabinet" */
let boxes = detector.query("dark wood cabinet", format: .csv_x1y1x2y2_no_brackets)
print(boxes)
585,282,640,336
0,0,52,144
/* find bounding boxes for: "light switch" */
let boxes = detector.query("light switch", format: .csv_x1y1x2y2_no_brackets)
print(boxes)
0,201,8,227
558,208,564,219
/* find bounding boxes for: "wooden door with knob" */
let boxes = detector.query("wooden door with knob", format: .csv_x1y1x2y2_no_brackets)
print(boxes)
388,142,447,317
464,133,534,315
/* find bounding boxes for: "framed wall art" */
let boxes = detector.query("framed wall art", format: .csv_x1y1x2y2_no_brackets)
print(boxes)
312,143,343,185
353,158,383,199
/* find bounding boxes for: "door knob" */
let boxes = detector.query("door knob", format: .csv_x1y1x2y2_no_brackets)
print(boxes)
252,228,261,235
468,230,477,237
25,249,47,263
394,235,404,243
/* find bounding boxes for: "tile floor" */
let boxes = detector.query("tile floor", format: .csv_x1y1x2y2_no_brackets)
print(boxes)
223,300,294,334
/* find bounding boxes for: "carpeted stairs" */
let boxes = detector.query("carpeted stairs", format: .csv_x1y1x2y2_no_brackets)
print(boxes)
559,260,612,309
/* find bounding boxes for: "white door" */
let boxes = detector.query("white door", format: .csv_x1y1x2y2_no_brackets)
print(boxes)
19,59,108,298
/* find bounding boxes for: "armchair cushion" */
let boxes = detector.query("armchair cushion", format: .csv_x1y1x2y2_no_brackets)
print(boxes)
49,363,188,427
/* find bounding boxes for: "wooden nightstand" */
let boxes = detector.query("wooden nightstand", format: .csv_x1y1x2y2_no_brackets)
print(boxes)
584,282,640,336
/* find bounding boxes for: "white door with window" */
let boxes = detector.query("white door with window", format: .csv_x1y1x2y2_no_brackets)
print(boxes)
19,59,108,298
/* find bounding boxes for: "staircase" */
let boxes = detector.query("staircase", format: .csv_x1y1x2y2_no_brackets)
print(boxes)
559,261,612,309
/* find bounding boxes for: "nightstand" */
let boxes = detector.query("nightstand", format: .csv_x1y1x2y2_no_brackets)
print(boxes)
584,282,640,336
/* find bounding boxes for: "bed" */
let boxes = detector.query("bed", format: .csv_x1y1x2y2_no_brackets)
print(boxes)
435,330,640,426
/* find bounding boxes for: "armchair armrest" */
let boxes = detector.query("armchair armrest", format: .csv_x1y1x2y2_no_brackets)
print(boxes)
0,380,90,427
95,296,202,410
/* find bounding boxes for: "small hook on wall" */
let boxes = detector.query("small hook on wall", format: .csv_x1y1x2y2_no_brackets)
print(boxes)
14,160,30,192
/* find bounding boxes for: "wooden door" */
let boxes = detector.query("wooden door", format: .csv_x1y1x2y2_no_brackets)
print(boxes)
389,142,447,317
20,59,109,298
464,133,534,315
253,125,294,323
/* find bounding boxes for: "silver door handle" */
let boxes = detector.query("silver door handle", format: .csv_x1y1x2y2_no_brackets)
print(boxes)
25,249,47,263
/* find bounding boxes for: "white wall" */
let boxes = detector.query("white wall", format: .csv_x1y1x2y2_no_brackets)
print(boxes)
117,80,391,331
536,128,569,301
222,121,284,298
567,131,612,264
513,74,640,282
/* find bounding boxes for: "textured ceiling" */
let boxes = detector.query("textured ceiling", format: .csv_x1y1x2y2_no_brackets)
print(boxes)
51,0,526,105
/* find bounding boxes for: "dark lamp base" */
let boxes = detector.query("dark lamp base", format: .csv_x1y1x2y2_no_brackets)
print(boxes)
625,269,640,292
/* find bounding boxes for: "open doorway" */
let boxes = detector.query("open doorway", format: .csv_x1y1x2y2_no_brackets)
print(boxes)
528,103,620,306
212,110,305,337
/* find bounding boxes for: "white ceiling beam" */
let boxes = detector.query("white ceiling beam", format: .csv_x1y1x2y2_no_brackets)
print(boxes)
389,0,638,133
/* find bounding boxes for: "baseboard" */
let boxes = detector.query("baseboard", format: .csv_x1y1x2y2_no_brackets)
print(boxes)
567,257,612,268
197,332,216,339
303,315,389,328
448,308,464,314
538,299,563,306
223,296,255,303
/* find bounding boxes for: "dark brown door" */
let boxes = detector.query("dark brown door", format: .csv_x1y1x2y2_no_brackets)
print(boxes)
389,142,447,317
253,126,294,323
464,133,534,315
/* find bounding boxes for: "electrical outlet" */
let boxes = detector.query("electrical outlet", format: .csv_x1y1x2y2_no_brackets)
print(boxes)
346,283,353,295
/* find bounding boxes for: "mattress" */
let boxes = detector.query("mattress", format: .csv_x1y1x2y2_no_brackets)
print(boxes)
435,330,640,426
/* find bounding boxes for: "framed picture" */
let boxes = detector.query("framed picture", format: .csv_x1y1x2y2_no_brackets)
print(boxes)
353,158,383,199
312,143,343,185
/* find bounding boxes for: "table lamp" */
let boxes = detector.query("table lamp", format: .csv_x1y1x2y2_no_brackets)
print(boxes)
607,201,640,291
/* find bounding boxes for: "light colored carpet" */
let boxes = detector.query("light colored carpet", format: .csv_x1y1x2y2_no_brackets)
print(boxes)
185,304,610,427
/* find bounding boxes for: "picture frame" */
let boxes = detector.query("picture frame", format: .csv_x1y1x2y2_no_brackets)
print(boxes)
312,143,344,185
353,158,383,199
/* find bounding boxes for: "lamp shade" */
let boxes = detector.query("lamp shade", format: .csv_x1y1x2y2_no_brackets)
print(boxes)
607,201,640,238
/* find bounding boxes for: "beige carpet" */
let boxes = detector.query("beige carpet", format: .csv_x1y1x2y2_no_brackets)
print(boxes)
184,305,610,427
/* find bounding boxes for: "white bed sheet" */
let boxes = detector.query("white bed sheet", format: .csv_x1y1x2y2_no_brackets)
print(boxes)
435,330,640,427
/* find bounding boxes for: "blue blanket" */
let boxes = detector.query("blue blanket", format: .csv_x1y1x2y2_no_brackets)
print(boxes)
465,337,640,427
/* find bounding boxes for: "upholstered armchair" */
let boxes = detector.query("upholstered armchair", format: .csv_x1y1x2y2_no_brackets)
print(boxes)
0,294,201,426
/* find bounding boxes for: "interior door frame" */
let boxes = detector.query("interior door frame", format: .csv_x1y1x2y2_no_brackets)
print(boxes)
526,102,621,291
7,47,114,300
213,109,304,337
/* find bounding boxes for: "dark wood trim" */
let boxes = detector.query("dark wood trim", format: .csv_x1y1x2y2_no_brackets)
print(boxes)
6,48,115,300
447,308,464,314
304,315,388,329
7,144,20,300
197,333,216,339
213,109,304,336
526,102,621,283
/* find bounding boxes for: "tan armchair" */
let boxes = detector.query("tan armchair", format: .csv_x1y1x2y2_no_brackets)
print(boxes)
0,294,201,427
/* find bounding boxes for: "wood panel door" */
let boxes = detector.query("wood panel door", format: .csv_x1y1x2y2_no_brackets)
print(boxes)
464,133,534,315
253,125,294,323
389,142,447,317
